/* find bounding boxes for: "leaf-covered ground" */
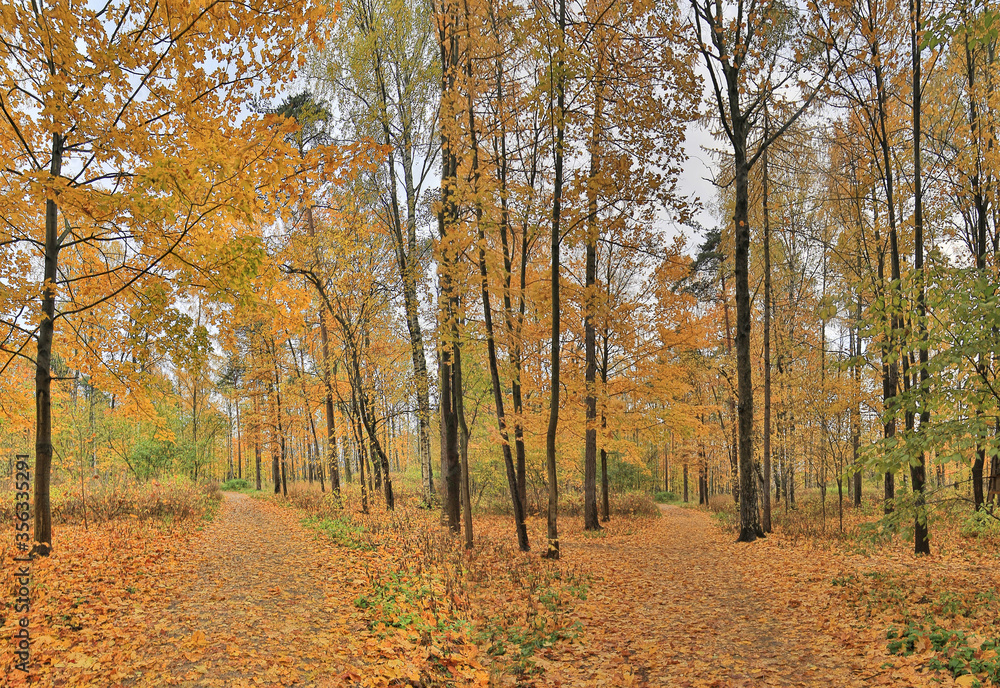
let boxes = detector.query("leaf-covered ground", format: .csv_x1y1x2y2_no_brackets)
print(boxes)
4,492,999,687
535,504,870,687
538,503,1000,687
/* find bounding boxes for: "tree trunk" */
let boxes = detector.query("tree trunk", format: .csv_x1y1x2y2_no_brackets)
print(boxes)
761,124,773,534
543,0,567,560
271,348,288,497
665,437,671,493
910,0,930,555
351,392,369,513
32,132,63,555
874,45,901,516
236,400,243,481
340,396,352,485
583,74,605,533
961,8,990,512
370,48,436,507
720,269,739,506
600,331,611,522
467,51,528,550
455,341,474,549
853,288,862,507
341,328,394,510
310,252,341,495
254,389,262,491
475,219,528,546
435,0,462,532
732,110,762,541
272,443,281,494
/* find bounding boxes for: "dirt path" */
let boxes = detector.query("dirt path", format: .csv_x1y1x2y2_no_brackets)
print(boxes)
541,505,869,687
97,495,871,687
125,493,366,687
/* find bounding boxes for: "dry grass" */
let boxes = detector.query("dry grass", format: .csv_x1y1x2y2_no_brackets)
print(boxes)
0,475,220,526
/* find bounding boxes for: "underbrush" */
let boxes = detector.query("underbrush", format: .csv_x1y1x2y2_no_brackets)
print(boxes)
0,475,220,526
485,488,660,519
304,513,368,550
268,480,345,514
831,568,1000,686
747,489,1000,686
887,622,1000,686
284,484,589,680
353,519,588,679
220,477,255,492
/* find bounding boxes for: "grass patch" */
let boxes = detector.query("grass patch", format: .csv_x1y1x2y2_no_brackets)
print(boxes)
305,514,369,550
220,477,255,492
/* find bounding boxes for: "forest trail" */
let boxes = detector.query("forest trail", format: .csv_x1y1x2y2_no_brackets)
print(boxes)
17,492,919,687
541,504,870,687
122,496,872,688
124,492,365,687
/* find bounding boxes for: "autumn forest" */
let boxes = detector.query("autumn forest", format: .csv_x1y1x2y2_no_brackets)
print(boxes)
2,0,1000,685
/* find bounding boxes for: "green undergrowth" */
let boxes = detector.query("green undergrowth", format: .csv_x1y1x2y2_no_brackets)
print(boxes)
281,485,591,679
354,549,587,677
831,567,1000,686
303,513,370,550
888,622,1000,686
220,477,257,493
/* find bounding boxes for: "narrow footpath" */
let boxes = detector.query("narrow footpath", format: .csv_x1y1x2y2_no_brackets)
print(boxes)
540,505,871,687
125,493,366,687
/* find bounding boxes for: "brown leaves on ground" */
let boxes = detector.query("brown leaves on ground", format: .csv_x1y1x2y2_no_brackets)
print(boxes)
1,515,202,685
537,503,999,688
532,505,870,687
4,489,999,687
2,491,494,687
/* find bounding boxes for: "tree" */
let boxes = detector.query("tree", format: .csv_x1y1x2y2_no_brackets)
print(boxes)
907,0,930,555
317,0,439,505
690,0,831,541
0,0,321,554
543,0,568,559
434,0,465,535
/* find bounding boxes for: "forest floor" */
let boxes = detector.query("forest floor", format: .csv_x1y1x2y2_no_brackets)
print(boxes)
536,504,871,687
3,488,999,687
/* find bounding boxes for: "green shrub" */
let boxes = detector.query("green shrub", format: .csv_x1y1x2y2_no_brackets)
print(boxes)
654,490,678,503
960,509,1000,539
221,477,252,491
